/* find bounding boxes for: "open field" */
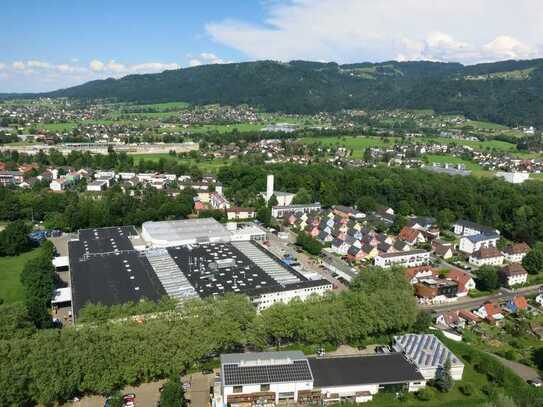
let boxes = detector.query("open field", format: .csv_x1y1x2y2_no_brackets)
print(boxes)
419,136,518,153
303,135,400,157
0,248,40,304
130,154,230,171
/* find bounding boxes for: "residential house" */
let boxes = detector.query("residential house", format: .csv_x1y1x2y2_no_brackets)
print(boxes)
446,270,475,297
474,302,504,323
374,250,431,269
50,178,71,192
453,220,500,237
502,243,530,263
436,311,465,329
405,265,438,284
398,227,426,246
500,264,528,287
415,278,459,304
193,197,206,212
393,240,412,252
331,239,350,256
209,192,230,209
407,216,436,231
86,180,108,192
0,170,24,186
432,239,454,259
458,310,481,326
226,208,256,221
459,234,499,254
536,294,543,307
468,247,504,267
504,296,529,314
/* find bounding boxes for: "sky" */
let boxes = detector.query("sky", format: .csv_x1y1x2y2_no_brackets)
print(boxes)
1,0,542,92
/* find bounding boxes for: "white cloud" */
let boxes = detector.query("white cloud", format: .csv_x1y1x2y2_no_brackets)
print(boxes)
89,59,105,72
0,63,5,71
27,60,51,69
483,35,538,60
206,0,543,63
12,61,26,70
187,52,229,67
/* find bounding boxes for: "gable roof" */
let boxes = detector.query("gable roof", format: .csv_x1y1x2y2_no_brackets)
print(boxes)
503,242,530,255
398,227,421,243
501,263,528,276
446,270,473,292
471,247,503,259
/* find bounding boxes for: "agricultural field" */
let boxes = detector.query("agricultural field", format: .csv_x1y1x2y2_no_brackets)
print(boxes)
0,248,41,304
129,153,230,171
303,135,400,157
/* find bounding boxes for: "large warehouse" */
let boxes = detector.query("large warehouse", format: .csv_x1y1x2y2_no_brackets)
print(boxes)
68,221,332,321
214,351,427,406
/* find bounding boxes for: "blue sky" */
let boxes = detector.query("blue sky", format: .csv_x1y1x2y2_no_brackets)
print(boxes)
1,0,542,92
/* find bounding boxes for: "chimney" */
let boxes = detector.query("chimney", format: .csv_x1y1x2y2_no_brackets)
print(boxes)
266,174,274,202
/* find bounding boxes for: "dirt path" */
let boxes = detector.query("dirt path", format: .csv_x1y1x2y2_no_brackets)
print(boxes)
489,353,540,382
65,380,165,407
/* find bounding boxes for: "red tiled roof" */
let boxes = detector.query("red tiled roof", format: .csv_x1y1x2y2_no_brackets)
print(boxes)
398,227,421,243
513,296,528,310
447,270,473,293
404,265,437,281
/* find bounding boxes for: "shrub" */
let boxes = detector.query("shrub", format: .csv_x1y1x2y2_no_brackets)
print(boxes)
416,388,433,401
459,383,474,396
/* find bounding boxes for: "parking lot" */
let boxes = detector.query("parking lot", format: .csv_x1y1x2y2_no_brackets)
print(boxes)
262,230,348,291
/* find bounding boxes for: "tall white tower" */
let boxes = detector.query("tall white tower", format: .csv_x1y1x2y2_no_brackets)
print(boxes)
266,174,274,202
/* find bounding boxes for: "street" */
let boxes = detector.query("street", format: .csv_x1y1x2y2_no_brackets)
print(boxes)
262,230,348,291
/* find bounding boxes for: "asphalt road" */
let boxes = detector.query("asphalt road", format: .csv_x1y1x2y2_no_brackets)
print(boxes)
262,231,348,291
422,284,543,313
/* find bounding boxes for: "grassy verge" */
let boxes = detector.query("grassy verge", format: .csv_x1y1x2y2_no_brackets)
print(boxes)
130,154,230,171
0,248,41,303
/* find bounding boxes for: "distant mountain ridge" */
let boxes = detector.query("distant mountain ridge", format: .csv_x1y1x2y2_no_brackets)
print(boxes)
4,59,543,126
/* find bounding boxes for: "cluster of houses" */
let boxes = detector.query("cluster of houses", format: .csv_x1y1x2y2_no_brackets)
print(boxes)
282,205,436,269
436,295,531,330
454,219,530,286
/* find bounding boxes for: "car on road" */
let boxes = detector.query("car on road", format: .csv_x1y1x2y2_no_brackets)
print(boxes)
528,379,542,387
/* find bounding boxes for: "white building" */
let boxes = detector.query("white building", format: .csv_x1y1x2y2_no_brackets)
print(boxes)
214,351,426,407
496,172,530,184
453,220,500,237
271,203,321,218
502,243,530,263
260,174,295,206
253,281,333,312
210,192,231,210
49,178,70,191
500,264,528,287
141,218,232,247
226,208,256,221
374,250,431,269
393,334,464,381
86,180,108,192
458,234,499,254
468,247,504,267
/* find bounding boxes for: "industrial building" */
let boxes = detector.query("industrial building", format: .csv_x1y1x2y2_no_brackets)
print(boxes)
392,334,464,380
213,350,427,406
67,220,332,321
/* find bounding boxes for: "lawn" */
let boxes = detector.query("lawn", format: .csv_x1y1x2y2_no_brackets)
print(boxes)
0,248,41,304
423,154,482,171
303,135,400,157
130,154,230,171
420,136,518,153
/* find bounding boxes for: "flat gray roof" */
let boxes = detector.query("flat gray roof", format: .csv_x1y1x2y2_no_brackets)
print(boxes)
142,218,231,244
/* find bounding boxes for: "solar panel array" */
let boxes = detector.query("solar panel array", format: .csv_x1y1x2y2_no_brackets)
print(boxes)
223,360,313,386
394,334,462,368
231,241,301,285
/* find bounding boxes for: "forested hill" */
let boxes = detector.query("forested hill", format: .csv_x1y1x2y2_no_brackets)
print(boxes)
14,59,543,126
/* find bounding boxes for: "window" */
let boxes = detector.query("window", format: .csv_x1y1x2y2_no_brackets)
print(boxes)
261,384,270,392
233,386,243,393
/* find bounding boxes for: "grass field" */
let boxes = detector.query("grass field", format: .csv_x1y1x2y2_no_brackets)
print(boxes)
0,248,40,304
303,136,400,157
420,136,518,153
130,154,230,171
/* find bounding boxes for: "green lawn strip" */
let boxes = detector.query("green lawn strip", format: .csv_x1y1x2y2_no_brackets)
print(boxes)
0,248,41,304
129,154,230,171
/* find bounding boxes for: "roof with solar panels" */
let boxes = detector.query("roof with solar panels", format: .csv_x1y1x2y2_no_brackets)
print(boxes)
392,334,464,371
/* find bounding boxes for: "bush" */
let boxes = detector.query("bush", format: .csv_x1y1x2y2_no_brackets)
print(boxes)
459,383,474,396
416,388,433,401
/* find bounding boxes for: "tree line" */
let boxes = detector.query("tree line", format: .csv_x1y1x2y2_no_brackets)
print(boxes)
218,163,543,244
0,268,418,406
